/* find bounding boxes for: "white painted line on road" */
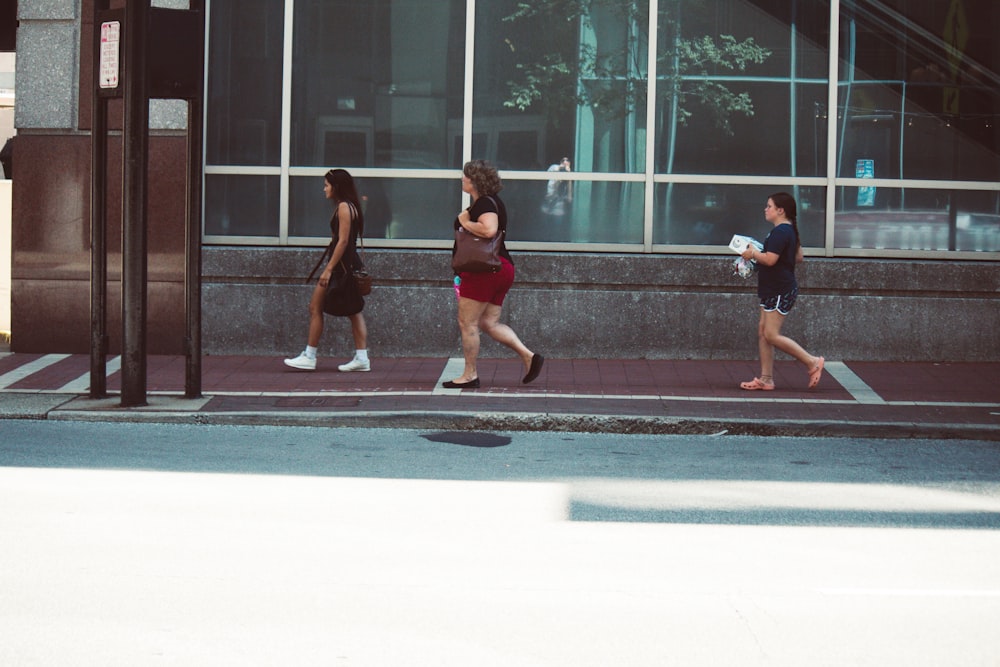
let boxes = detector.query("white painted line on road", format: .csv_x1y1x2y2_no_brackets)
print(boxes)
57,356,121,393
152,389,999,409
432,357,468,395
824,361,886,404
819,588,1000,598
0,354,70,389
312,390,853,404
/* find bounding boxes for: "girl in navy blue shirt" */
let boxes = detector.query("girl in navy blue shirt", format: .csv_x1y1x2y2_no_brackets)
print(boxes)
739,192,824,390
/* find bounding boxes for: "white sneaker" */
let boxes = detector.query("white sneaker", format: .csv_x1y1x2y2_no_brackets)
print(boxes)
338,358,371,372
284,352,317,371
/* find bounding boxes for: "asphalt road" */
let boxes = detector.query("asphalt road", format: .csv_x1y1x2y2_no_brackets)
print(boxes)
2,421,999,665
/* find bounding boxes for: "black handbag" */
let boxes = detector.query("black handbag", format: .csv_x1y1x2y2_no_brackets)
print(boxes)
323,263,364,316
452,196,503,273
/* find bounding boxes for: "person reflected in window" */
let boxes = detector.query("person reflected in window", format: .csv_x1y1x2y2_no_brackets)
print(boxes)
541,156,572,219
443,159,544,389
284,168,370,373
739,192,824,391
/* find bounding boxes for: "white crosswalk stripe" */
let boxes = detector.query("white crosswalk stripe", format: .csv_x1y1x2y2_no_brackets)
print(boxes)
57,356,122,393
824,360,886,404
0,354,70,389
433,357,469,394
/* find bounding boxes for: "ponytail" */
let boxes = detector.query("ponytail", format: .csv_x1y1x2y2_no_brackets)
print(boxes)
769,191,800,248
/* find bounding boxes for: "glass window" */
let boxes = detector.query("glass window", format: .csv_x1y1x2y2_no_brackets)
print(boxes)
475,1,650,173
656,1,830,176
654,183,827,247
667,82,829,176
204,175,281,237
289,0,466,169
835,187,1000,252
289,176,458,241
206,1,284,166
503,179,645,244
288,174,645,245
200,0,999,259
838,1,1000,181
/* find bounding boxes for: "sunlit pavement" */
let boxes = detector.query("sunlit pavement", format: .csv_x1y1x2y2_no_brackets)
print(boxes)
3,464,999,666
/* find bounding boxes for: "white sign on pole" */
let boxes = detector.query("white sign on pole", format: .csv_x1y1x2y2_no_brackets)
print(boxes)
99,21,121,89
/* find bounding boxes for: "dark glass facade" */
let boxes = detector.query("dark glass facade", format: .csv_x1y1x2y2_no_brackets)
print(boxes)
204,0,1000,254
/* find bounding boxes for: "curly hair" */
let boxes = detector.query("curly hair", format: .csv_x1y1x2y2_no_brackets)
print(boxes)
463,159,503,196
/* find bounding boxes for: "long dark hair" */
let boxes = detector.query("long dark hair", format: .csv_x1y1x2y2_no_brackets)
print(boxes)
326,168,364,236
769,191,799,248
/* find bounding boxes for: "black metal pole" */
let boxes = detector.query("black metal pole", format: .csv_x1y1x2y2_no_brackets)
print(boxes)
185,0,205,398
90,1,110,399
121,0,150,407
185,96,203,398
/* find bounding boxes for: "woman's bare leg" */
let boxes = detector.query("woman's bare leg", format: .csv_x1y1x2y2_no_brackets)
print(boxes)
479,303,534,372
348,312,367,350
453,297,489,382
306,283,325,348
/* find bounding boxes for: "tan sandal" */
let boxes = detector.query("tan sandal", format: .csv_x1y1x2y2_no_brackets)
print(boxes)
808,356,825,389
740,377,774,391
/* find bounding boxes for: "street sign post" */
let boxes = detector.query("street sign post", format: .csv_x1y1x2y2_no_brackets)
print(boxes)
90,1,205,406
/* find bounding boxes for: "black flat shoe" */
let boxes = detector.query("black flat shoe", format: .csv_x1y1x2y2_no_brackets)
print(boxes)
442,378,480,389
522,354,545,384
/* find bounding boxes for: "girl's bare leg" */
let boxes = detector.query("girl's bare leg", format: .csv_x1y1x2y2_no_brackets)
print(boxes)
761,309,819,371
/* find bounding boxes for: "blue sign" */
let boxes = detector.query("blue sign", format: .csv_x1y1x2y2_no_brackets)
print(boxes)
856,159,875,207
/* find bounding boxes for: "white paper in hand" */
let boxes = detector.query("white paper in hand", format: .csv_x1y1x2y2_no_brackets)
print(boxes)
729,234,758,254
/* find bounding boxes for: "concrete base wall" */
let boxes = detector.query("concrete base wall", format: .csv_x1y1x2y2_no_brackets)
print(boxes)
204,247,1000,362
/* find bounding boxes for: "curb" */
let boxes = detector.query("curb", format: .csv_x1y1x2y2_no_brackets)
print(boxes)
37,406,1000,441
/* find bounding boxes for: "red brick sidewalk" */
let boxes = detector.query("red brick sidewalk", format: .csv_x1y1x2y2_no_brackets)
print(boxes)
2,353,998,439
